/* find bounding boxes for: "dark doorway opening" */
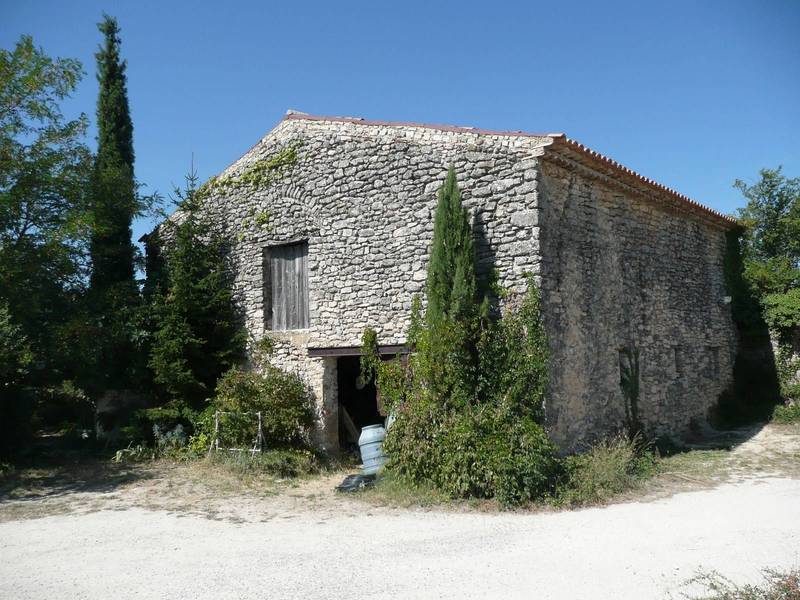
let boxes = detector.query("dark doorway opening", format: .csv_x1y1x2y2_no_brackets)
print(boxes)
337,356,384,450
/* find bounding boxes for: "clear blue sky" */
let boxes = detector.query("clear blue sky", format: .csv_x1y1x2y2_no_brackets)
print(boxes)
4,0,799,244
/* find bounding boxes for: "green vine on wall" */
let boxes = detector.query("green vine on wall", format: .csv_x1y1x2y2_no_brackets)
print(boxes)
358,327,380,387
359,327,409,416
619,346,642,438
196,139,303,243
199,139,303,199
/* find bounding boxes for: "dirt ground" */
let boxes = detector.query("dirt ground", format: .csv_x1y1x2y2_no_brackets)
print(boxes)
1,424,799,599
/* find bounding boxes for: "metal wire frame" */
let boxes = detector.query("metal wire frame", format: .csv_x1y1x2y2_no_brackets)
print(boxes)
208,411,265,456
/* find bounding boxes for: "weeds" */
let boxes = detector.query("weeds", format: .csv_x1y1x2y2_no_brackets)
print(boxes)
112,443,156,463
208,449,320,478
684,568,800,600
772,402,800,424
359,470,452,508
557,435,658,507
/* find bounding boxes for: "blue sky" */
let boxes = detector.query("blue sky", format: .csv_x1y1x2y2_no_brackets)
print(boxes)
4,0,799,244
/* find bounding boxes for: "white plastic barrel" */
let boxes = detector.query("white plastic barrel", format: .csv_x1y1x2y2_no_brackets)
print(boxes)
358,424,387,476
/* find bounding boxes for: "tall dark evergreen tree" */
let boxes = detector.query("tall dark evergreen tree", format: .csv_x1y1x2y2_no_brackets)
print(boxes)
421,167,483,406
88,15,139,390
426,166,480,326
146,171,246,411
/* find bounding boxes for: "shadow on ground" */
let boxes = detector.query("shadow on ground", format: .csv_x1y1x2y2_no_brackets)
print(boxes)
0,435,153,504
679,421,767,452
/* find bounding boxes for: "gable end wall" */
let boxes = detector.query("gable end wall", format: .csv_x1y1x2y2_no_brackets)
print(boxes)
201,118,550,449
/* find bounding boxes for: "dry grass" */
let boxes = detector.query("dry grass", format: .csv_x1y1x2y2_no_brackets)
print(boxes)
681,568,800,600
1,424,798,522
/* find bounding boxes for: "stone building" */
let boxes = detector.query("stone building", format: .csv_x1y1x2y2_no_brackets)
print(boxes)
170,110,739,452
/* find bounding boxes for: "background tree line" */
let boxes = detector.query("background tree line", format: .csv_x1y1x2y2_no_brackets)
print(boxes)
0,17,244,456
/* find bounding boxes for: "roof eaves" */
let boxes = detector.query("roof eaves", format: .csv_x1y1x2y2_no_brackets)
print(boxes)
544,135,738,229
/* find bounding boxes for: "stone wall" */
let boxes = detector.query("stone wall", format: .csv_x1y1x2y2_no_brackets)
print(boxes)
537,158,738,449
199,116,550,450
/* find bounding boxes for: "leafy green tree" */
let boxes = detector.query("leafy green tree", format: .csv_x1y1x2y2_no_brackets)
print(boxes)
0,35,92,384
734,167,800,404
88,15,140,391
146,171,246,412
736,167,800,339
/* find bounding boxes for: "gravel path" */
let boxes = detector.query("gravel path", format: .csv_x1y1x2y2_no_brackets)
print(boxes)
1,476,799,599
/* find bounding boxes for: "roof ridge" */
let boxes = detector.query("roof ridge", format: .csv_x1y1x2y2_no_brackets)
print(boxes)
282,111,736,228
282,110,561,139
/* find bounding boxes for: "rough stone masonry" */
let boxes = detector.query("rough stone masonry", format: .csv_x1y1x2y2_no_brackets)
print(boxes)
183,111,739,452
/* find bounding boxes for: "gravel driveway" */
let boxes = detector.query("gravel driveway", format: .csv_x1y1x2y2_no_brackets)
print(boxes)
1,427,799,599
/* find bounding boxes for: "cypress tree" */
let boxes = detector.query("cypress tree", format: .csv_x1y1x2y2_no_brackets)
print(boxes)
88,14,138,390
421,167,482,406
426,167,479,325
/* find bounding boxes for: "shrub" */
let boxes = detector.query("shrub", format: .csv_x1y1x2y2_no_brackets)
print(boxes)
772,402,800,424
558,435,657,506
424,407,561,505
186,431,211,456
382,276,555,506
384,383,560,507
212,365,315,450
33,381,94,431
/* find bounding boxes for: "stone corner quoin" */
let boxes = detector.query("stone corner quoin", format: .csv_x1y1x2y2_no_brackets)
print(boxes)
156,111,739,453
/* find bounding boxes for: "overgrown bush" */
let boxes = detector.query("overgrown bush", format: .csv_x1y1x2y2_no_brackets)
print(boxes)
557,435,657,506
212,364,315,450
